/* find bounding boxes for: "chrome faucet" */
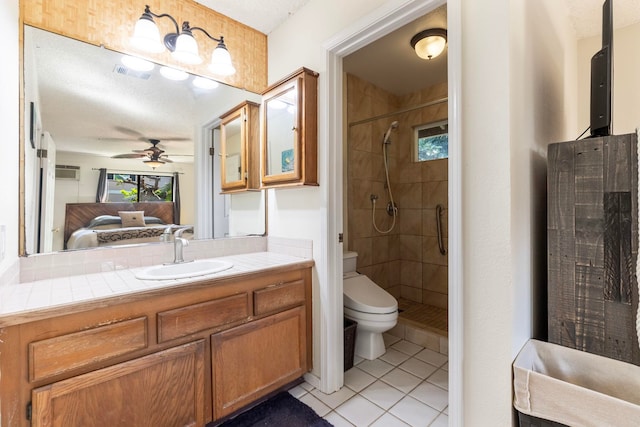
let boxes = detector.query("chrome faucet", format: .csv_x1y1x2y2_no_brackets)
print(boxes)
173,226,193,264
160,225,174,242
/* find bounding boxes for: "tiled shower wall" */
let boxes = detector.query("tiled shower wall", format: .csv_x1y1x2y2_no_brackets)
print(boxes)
346,74,448,308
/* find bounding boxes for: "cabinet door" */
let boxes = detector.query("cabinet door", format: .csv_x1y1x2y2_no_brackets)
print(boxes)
31,341,205,427
261,68,318,188
211,306,307,419
262,77,301,184
220,101,261,193
221,107,246,191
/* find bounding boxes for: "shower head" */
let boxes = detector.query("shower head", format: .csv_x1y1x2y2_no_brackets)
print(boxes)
383,121,399,144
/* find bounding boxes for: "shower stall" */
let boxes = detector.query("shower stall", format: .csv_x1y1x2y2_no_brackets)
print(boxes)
345,73,449,338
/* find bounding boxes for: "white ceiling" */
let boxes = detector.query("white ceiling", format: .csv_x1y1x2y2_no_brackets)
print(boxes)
196,0,640,39
196,0,640,96
194,0,312,34
565,0,640,39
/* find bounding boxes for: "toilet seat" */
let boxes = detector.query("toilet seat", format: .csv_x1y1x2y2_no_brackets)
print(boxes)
344,306,398,322
343,274,398,314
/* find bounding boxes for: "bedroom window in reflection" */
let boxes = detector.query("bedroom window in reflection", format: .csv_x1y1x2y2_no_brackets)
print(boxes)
415,120,448,162
107,173,174,202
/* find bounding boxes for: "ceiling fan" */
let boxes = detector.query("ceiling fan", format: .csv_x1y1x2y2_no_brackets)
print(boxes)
112,139,175,169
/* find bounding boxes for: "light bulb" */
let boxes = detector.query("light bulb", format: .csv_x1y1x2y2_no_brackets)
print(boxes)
172,33,202,65
209,45,236,76
130,18,164,53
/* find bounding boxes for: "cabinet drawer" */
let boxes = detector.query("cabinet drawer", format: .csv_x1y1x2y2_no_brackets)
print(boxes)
158,293,249,343
253,280,305,316
29,317,147,382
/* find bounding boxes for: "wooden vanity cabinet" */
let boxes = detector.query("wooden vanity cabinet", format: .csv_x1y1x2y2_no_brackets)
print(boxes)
261,68,318,188
220,101,261,193
0,264,312,427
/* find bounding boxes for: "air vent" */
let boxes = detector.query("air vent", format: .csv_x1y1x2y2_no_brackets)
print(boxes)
55,165,80,180
113,64,151,80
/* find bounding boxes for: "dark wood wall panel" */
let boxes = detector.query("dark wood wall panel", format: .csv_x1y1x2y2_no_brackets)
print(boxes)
548,133,640,365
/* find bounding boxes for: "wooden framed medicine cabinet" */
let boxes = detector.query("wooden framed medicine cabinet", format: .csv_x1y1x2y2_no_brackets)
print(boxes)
261,68,318,188
220,101,261,193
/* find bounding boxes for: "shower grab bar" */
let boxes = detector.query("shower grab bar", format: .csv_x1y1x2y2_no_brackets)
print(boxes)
436,204,447,255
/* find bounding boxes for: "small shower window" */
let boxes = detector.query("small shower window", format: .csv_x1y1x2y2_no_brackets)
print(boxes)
415,120,448,161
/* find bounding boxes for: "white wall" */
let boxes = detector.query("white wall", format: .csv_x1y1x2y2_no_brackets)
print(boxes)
270,0,579,423
577,21,640,135
0,0,19,276
267,0,388,389
460,0,578,423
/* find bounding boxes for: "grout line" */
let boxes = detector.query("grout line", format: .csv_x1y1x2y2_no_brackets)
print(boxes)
299,340,449,427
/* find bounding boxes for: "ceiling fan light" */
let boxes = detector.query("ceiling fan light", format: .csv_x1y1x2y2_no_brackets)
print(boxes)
130,15,164,53
208,43,236,76
159,66,189,81
410,29,447,60
144,159,165,169
172,32,203,65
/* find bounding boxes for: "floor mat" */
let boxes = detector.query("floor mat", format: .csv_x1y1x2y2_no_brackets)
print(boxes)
213,391,333,427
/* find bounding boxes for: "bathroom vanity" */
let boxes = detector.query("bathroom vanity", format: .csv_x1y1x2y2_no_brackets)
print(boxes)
0,257,313,427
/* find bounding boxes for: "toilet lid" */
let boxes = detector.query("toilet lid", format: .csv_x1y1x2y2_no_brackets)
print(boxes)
343,275,398,314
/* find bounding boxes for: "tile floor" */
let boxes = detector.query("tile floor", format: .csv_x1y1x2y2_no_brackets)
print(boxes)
289,334,449,427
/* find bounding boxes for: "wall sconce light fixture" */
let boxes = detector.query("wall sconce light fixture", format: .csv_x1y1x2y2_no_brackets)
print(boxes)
410,28,447,60
130,5,236,76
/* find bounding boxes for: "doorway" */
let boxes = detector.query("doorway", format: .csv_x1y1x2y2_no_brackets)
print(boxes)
343,4,449,338
321,0,461,421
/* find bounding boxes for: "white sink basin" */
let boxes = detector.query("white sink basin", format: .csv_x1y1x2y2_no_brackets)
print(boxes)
135,259,234,280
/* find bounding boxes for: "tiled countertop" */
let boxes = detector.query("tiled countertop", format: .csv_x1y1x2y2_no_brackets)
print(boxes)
0,251,313,327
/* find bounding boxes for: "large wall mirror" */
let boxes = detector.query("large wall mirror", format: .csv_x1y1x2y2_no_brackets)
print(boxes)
23,26,265,255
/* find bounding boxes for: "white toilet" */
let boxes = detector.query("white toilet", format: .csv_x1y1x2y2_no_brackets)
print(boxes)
343,251,398,360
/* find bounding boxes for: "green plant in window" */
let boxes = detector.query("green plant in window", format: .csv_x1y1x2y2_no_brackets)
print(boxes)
418,134,448,161
113,175,139,202
107,173,173,203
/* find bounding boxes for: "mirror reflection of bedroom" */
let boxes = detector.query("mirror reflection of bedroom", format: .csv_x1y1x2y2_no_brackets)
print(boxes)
23,26,265,254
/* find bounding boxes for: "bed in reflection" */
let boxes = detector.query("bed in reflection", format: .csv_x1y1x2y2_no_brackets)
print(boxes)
64,202,193,250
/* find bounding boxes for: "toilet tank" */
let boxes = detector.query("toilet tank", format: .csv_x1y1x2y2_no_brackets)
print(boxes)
343,251,358,273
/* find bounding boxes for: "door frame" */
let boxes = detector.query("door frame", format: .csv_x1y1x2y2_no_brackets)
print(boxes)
320,0,463,423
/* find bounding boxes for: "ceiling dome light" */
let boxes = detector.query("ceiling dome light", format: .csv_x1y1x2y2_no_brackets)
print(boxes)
130,10,164,53
121,55,155,72
410,28,447,60
208,40,236,76
193,76,219,90
159,66,189,81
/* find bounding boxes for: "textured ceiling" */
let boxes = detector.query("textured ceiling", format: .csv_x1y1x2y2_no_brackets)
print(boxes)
194,1,640,40
194,0,312,34
565,0,640,39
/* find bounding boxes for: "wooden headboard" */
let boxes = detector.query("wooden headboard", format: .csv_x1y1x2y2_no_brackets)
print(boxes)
64,202,175,245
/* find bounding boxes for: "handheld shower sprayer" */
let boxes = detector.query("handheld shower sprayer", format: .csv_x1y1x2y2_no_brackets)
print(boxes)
372,120,400,234
383,121,399,144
